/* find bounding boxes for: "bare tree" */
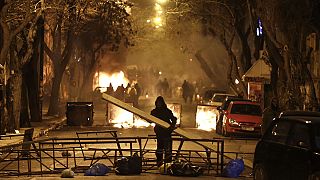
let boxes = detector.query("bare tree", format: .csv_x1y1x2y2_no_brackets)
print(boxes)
0,0,43,132
254,0,319,110
76,1,134,101
44,0,134,115
166,0,255,95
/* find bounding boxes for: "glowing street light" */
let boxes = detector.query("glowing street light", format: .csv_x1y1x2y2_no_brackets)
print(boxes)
156,0,168,4
153,17,162,25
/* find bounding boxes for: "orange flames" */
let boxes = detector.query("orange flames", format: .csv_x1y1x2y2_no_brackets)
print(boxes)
196,105,217,131
107,104,154,128
95,71,183,128
93,71,129,92
107,103,181,128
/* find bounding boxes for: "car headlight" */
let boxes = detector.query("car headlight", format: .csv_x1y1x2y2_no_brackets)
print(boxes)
228,118,239,126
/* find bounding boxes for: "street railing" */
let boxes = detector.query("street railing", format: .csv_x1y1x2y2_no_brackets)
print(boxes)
0,136,228,177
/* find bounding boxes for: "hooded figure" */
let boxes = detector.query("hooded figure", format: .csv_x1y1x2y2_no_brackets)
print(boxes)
151,96,177,167
261,97,279,135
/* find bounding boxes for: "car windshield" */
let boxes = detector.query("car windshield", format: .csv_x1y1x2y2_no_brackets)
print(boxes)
213,95,227,102
231,104,262,116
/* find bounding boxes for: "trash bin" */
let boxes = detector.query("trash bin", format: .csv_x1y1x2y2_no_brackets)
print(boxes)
66,102,93,126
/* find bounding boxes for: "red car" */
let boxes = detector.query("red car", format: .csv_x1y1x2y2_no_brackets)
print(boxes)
221,101,262,136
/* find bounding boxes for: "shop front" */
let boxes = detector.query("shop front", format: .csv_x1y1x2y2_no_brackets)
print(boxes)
242,59,271,109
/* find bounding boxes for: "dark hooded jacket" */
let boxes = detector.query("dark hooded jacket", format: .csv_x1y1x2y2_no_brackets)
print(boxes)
151,96,177,138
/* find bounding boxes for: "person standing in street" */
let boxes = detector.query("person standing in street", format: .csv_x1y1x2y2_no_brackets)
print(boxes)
182,80,189,103
151,96,177,167
162,78,170,97
261,97,279,135
134,83,141,107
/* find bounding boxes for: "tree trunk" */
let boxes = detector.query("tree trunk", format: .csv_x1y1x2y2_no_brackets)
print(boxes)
194,50,218,83
47,68,63,116
20,75,30,127
0,21,10,66
79,50,96,101
26,21,43,122
26,63,41,122
6,73,22,132
79,67,95,101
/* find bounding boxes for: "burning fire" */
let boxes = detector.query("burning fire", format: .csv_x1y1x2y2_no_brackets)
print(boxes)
93,71,129,92
167,103,181,125
95,71,182,129
108,103,134,128
196,105,217,131
107,102,181,128
107,104,154,128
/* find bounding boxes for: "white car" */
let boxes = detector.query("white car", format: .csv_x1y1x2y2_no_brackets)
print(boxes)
208,93,236,107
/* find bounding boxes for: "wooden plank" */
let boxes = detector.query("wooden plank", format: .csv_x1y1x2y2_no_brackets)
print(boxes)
101,93,207,147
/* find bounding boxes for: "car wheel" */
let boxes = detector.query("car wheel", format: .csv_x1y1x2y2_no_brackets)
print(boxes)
254,163,268,180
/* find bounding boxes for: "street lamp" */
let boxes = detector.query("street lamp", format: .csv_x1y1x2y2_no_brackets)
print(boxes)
156,0,168,4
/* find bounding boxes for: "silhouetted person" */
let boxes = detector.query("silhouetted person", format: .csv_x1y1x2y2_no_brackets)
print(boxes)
106,83,114,96
151,96,177,167
114,84,125,101
188,82,195,103
128,85,137,105
162,78,170,97
182,80,190,103
134,83,141,107
261,97,279,135
125,83,131,94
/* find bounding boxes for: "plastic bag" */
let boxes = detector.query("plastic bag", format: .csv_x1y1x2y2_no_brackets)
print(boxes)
222,158,244,178
84,163,110,176
167,161,203,177
115,153,142,175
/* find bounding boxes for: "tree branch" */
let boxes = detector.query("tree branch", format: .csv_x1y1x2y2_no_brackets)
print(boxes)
44,41,54,61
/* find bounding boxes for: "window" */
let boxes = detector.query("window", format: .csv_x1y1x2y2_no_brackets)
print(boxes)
213,95,227,102
314,124,320,150
230,104,262,116
287,123,310,148
264,121,291,143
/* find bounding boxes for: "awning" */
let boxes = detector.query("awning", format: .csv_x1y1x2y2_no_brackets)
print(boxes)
242,59,271,82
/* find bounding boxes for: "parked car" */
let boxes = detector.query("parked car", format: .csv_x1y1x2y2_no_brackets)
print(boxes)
198,89,226,105
220,101,262,136
216,96,251,134
279,110,320,118
253,111,320,180
208,93,236,106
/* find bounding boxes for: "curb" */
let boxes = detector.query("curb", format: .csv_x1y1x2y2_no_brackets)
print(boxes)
0,117,67,148
33,117,67,139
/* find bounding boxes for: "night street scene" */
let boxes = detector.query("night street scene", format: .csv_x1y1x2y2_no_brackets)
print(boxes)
0,0,320,179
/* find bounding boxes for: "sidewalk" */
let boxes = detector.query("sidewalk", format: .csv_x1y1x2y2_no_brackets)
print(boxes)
0,114,67,148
